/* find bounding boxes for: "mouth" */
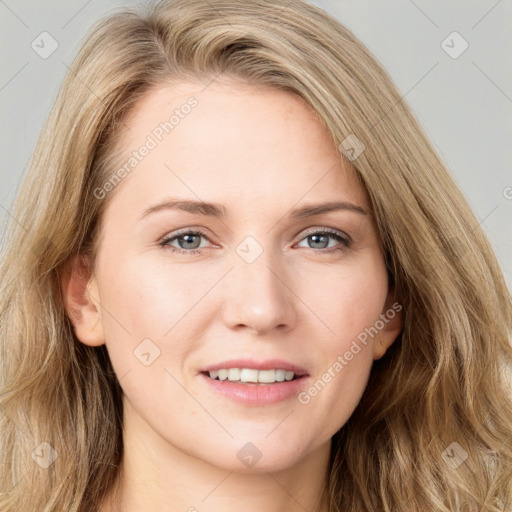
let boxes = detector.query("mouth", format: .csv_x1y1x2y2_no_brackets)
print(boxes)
200,368,307,384
198,366,311,405
199,358,309,384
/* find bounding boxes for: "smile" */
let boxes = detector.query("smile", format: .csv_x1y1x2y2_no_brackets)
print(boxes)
206,368,297,383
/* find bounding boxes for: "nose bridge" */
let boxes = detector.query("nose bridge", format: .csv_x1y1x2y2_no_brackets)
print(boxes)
221,240,295,333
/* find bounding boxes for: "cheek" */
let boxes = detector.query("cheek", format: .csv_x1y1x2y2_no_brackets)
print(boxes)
294,255,388,342
95,259,206,425
96,253,227,383
292,257,386,425
95,258,188,372
100,257,200,333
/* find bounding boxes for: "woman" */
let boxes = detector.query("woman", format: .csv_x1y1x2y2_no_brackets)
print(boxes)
1,0,510,510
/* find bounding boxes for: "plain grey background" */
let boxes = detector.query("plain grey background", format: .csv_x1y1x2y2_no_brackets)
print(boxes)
1,0,511,288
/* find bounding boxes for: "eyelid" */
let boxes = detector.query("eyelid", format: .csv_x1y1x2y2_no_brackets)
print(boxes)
297,226,352,243
158,227,215,245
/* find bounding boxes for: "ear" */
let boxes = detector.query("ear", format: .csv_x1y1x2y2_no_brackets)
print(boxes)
372,289,403,360
61,254,105,347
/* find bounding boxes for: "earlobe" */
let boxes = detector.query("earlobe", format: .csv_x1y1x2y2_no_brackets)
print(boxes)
372,293,403,360
61,254,105,347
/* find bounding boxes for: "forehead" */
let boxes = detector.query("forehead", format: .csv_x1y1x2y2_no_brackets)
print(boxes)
119,79,329,150
106,80,368,215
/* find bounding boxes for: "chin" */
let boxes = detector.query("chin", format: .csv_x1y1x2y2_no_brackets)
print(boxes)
201,440,310,474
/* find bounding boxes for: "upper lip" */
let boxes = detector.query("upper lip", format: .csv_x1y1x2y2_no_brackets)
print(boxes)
200,358,309,376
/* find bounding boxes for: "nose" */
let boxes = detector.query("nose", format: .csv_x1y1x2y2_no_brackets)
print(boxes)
220,249,297,335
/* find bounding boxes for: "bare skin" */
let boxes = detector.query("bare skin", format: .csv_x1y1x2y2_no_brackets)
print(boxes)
62,79,402,512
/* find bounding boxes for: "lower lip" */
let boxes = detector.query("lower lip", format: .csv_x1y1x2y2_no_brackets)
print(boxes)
199,373,310,405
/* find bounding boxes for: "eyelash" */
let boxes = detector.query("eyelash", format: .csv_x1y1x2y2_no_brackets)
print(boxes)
158,227,352,256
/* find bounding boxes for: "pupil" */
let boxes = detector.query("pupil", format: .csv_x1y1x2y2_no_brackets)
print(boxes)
310,234,328,249
180,234,200,249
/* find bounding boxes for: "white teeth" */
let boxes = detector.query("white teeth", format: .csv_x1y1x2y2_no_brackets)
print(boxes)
257,369,276,383
241,368,259,383
207,368,297,383
228,368,241,381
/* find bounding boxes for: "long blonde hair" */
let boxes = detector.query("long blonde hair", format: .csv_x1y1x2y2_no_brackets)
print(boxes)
1,1,511,510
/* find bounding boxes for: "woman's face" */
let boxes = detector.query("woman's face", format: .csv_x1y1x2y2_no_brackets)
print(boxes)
68,81,401,473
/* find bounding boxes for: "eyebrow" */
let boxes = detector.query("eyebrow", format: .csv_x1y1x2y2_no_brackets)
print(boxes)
138,198,367,221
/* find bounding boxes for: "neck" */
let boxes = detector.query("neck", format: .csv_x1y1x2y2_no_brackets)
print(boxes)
100,399,332,512
104,468,330,512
